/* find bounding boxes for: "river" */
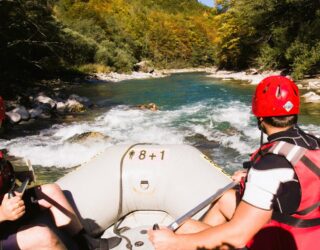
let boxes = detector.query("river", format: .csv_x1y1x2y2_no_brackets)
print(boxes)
1,72,319,181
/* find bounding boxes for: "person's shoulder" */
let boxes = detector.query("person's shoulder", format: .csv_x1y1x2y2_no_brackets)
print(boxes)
292,125,320,149
254,153,291,170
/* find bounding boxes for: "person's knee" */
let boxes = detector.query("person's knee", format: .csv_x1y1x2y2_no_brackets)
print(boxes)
218,189,237,209
17,225,63,249
39,183,62,196
35,183,64,205
36,225,61,248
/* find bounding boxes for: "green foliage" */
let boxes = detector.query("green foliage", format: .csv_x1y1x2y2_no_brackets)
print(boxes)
77,63,112,73
2,0,320,83
52,0,216,72
60,28,97,65
256,44,281,70
217,0,320,78
286,41,320,79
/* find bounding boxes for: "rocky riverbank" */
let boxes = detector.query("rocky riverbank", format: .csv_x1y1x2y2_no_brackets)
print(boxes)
89,67,320,103
206,69,320,103
3,88,93,126
3,67,320,127
86,67,217,82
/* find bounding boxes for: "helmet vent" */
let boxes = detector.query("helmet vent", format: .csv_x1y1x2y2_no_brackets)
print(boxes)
263,84,270,93
276,85,281,98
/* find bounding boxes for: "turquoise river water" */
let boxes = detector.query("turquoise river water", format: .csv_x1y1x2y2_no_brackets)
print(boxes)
1,72,319,178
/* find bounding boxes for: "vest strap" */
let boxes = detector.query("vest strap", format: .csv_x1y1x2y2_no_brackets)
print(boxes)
301,155,320,177
272,212,320,228
295,202,320,216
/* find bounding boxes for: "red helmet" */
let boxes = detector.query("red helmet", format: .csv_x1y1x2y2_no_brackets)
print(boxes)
0,97,5,122
252,76,300,117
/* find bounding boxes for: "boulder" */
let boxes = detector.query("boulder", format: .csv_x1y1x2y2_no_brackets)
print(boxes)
136,103,159,111
65,99,85,112
133,60,154,73
302,91,320,103
66,131,109,143
35,95,56,108
12,106,30,120
56,102,67,113
5,111,21,124
28,107,44,119
307,80,320,90
68,94,93,108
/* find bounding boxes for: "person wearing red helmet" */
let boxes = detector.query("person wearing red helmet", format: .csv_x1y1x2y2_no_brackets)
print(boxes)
149,75,320,250
0,96,121,249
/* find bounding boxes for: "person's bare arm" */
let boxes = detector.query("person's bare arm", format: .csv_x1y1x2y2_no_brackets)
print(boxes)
149,201,272,250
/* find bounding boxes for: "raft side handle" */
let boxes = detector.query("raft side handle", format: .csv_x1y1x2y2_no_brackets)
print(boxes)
140,180,149,190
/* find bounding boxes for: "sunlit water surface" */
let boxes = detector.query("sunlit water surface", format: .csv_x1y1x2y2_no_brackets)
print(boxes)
1,73,319,177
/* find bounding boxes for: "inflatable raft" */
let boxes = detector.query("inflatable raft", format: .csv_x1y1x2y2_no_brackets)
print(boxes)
57,144,234,250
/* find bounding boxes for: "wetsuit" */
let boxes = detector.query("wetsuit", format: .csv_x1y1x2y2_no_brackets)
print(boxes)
242,124,320,249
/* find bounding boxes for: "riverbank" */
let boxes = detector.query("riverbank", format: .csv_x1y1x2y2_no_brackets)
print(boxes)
2,67,320,128
206,69,320,102
90,67,320,102
91,67,320,88
86,67,217,82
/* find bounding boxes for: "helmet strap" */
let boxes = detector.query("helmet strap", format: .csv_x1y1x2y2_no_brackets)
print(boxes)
257,118,266,149
260,130,264,146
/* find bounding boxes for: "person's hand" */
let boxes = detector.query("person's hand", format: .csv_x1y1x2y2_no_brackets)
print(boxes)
148,227,179,250
0,192,25,221
231,170,247,182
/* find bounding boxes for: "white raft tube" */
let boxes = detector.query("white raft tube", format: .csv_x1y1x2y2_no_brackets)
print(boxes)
56,144,233,237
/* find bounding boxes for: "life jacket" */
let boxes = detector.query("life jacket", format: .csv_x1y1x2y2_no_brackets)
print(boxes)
244,141,320,250
0,151,15,202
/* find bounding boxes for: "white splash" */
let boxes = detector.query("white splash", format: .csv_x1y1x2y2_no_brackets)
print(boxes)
1,100,319,168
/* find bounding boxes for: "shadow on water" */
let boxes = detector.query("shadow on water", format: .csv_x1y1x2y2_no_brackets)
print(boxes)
1,113,88,140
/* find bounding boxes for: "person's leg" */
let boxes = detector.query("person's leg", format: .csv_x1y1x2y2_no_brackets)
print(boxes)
16,224,66,250
34,183,121,249
202,189,239,226
176,189,239,234
34,183,83,235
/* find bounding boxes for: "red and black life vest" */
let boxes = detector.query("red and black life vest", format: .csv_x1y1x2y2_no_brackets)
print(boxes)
244,141,320,250
0,151,15,202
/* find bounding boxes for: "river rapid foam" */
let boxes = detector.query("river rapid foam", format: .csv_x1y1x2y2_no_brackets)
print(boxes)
0,73,319,174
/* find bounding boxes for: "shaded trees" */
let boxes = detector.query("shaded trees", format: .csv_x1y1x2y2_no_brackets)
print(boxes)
2,0,319,82
0,0,95,82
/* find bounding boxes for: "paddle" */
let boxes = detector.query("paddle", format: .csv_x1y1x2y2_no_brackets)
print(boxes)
8,177,31,198
153,181,238,231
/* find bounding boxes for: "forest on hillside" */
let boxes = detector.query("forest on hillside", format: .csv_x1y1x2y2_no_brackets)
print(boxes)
0,0,320,89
